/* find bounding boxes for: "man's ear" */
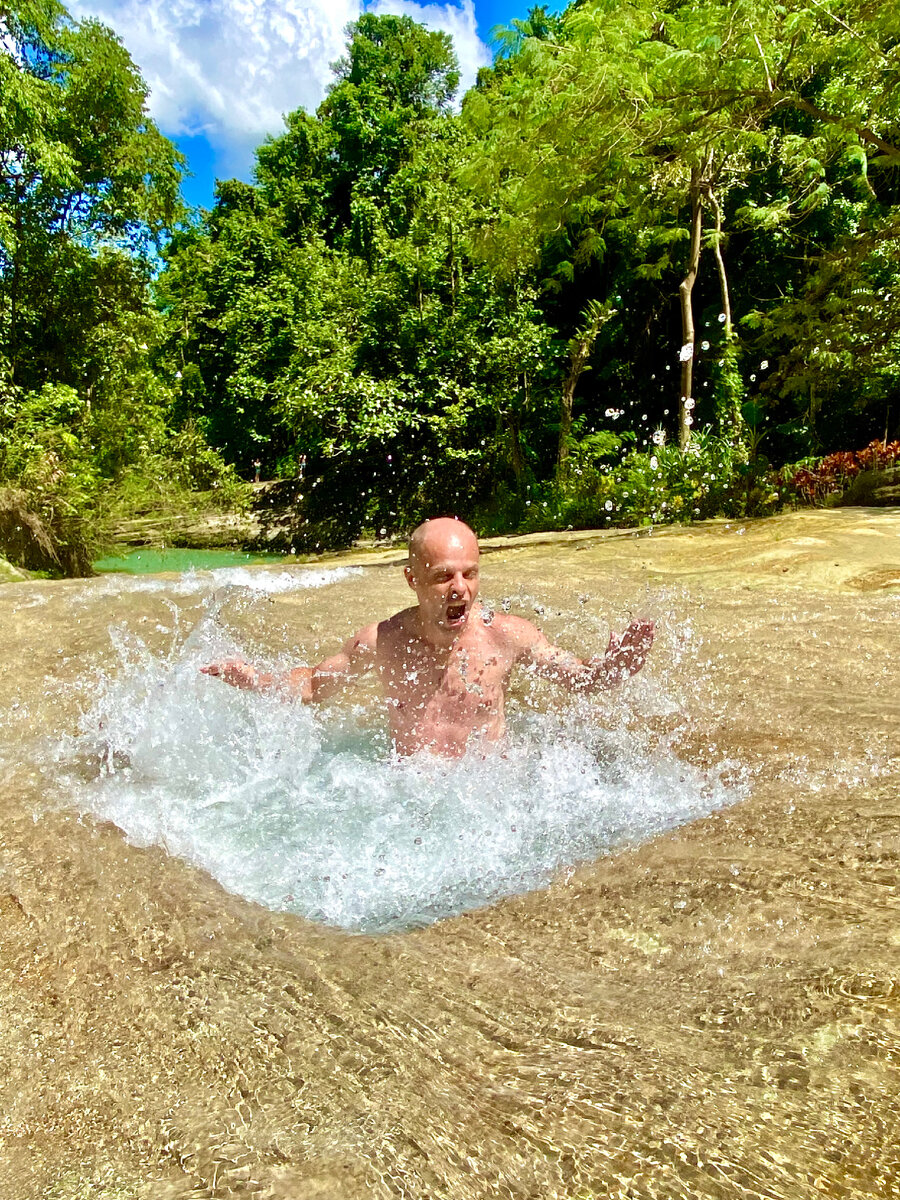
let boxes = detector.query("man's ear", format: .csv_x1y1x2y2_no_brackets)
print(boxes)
404,564,416,590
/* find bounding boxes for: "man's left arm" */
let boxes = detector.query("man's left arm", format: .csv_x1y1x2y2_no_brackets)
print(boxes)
521,619,655,692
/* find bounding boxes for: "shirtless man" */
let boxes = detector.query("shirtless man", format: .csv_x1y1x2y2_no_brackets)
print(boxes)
202,517,654,756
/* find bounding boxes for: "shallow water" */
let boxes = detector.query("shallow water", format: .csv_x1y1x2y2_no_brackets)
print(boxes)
2,510,900,1200
93,546,290,574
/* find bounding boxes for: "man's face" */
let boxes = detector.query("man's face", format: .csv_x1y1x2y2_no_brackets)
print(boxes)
405,523,480,643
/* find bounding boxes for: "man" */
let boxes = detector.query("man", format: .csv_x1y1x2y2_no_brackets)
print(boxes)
202,517,654,757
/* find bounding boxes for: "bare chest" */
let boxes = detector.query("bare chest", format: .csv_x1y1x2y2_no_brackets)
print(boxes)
376,634,511,716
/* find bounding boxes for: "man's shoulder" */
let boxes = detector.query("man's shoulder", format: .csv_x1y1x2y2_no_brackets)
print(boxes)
373,607,417,642
345,620,381,653
484,610,543,650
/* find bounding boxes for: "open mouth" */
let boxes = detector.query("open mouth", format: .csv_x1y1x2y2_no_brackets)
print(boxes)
445,602,467,624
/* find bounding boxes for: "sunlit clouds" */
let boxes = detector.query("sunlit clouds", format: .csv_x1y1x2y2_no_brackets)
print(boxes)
66,0,491,176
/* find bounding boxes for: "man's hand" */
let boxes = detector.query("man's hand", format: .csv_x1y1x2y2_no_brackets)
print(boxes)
589,618,655,688
200,658,261,689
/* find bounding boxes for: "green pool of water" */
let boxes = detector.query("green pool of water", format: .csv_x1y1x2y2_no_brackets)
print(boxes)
94,547,290,575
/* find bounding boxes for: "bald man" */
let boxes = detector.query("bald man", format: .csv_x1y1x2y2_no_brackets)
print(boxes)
202,517,654,757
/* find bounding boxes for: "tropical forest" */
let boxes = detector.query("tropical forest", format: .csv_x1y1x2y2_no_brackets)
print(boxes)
2,0,899,573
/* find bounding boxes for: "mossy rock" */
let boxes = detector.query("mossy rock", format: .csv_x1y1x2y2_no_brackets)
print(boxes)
0,487,94,576
839,466,900,507
0,554,29,583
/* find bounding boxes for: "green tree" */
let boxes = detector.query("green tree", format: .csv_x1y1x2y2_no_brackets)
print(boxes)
1,0,182,383
463,0,900,453
0,0,240,572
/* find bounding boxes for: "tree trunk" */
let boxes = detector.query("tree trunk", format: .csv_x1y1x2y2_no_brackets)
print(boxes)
677,167,704,450
9,174,24,383
557,302,610,477
707,183,744,445
508,373,529,493
508,414,526,492
558,373,578,477
707,186,732,338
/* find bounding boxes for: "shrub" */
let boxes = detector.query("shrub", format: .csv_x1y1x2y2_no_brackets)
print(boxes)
513,428,746,531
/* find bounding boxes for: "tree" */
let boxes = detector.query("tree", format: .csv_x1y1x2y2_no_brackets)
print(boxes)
0,1,240,573
159,14,562,541
1,0,183,385
462,0,900,452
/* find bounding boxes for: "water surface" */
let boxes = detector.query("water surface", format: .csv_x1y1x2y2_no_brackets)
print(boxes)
94,545,290,574
2,510,899,1200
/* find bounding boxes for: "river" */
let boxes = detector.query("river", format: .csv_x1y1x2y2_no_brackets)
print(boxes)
1,508,898,1199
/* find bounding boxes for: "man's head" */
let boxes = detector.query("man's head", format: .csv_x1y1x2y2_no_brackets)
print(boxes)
405,518,480,644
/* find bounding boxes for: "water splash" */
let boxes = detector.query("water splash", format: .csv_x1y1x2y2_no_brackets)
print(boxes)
83,564,364,597
54,614,747,933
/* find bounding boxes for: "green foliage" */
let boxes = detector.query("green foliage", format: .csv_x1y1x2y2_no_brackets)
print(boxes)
157,16,565,539
150,0,900,546
0,1,236,572
509,427,745,532
7,0,895,562
0,379,98,513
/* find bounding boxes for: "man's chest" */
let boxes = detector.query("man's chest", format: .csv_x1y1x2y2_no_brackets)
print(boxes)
377,639,511,707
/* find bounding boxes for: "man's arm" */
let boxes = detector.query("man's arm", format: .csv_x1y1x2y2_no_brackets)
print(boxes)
201,623,379,702
518,617,655,692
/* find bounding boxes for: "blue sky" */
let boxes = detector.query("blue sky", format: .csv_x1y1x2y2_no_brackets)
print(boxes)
65,0,530,211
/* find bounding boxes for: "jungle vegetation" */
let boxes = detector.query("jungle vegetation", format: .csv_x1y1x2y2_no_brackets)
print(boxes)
2,0,899,568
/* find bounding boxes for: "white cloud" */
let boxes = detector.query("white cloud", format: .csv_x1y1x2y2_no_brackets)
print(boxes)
66,0,491,176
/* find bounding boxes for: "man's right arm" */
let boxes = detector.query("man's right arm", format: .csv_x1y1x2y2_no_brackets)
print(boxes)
201,623,379,702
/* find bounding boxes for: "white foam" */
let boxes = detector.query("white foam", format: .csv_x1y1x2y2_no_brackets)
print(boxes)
88,565,363,597
55,627,746,933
